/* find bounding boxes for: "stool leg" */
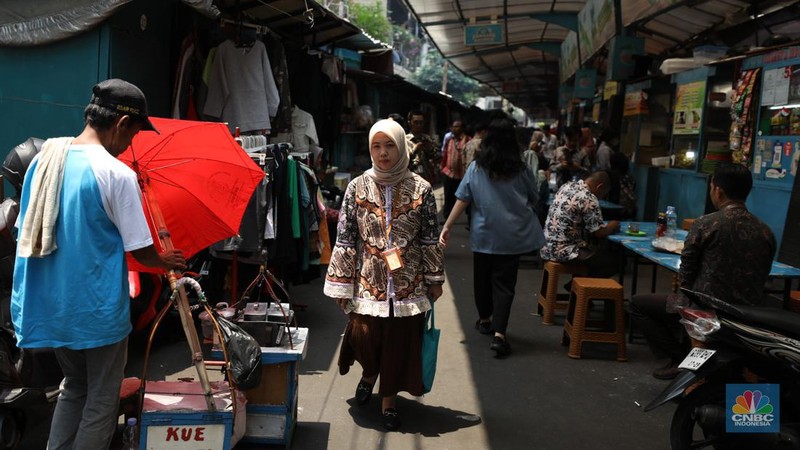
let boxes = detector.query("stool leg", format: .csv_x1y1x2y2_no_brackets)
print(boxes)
542,270,559,325
567,293,588,359
536,269,549,316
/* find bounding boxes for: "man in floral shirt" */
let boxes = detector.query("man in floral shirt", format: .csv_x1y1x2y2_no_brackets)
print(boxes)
540,171,620,275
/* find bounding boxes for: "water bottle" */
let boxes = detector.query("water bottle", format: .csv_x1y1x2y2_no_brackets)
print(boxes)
122,417,138,450
665,206,678,238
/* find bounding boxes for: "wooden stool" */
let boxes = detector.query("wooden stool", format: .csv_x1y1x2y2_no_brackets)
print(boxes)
561,277,627,361
537,261,587,325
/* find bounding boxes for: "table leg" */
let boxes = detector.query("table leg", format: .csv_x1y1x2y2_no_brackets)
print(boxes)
651,264,658,293
631,255,639,297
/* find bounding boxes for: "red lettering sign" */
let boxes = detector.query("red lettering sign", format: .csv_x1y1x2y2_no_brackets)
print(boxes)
163,426,208,442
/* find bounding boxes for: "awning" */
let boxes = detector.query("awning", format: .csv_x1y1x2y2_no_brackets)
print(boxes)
217,0,388,51
0,0,387,52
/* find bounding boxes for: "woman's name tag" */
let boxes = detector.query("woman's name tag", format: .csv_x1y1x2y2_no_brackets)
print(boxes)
382,247,404,272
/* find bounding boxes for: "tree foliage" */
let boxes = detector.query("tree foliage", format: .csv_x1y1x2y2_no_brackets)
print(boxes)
411,51,481,105
347,1,392,43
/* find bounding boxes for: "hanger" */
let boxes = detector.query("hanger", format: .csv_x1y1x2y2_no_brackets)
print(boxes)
219,18,263,48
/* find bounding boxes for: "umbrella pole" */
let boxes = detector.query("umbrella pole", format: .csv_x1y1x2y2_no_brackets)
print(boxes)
142,181,217,412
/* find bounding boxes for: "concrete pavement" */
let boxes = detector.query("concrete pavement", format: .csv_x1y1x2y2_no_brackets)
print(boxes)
127,189,680,449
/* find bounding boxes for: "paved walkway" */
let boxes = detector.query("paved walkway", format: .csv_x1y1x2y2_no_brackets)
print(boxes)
128,188,680,449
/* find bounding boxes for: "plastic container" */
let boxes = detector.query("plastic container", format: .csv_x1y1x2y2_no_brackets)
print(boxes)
693,45,728,64
665,206,678,238
122,417,138,450
656,212,667,237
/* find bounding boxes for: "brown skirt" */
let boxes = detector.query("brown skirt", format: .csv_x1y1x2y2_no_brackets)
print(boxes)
338,312,425,397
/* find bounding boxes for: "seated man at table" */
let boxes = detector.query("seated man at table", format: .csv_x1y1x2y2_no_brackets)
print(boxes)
631,163,776,380
540,171,621,279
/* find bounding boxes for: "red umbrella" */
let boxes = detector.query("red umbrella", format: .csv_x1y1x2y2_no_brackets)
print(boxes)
119,117,265,273
119,117,264,410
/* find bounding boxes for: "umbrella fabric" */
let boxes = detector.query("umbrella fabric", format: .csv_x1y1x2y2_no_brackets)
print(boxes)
119,117,264,273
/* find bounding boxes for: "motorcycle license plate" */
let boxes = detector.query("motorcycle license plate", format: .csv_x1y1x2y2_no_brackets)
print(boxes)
678,347,716,371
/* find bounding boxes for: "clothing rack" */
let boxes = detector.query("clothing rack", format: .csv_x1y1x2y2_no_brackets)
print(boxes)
219,17,268,35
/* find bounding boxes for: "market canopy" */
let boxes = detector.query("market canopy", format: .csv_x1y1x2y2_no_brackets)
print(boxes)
0,0,388,52
403,0,800,113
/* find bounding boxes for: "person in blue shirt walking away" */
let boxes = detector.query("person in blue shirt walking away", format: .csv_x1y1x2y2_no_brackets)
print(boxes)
11,79,186,450
439,115,545,356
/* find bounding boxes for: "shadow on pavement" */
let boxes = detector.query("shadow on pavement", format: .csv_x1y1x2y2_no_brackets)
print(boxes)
346,396,482,437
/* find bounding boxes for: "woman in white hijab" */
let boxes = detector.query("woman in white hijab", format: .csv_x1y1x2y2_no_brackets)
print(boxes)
324,119,444,431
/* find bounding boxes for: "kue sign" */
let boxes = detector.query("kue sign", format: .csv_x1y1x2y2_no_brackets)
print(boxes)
146,424,226,449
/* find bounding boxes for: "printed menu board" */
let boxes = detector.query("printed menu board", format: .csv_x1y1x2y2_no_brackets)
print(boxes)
761,67,791,106
673,81,706,135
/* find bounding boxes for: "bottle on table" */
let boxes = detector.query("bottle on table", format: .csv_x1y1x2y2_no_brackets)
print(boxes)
656,212,667,237
122,417,138,450
665,206,678,238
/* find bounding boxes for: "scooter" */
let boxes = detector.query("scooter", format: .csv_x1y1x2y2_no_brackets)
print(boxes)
645,288,800,449
0,137,61,449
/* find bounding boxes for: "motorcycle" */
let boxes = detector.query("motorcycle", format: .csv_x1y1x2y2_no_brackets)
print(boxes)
0,137,61,449
645,288,800,449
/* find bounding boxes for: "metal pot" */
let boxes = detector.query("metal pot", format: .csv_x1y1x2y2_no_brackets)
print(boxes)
198,302,236,340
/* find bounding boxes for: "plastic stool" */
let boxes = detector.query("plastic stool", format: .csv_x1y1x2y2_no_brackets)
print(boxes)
561,277,627,361
536,261,587,325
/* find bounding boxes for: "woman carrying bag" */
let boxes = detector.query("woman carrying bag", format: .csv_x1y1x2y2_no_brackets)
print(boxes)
324,119,445,431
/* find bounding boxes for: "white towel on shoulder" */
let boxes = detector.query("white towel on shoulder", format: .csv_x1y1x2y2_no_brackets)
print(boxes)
17,137,74,258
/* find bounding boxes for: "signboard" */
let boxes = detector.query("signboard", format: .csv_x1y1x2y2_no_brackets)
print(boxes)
761,67,791,106
146,424,226,449
560,31,580,82
623,91,648,116
578,0,616,63
604,81,619,100
608,36,644,80
464,24,503,46
673,81,707,134
574,69,597,99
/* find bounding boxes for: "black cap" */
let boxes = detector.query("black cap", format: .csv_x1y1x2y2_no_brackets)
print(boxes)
90,79,158,133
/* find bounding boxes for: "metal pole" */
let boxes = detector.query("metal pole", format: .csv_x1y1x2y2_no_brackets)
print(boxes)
442,60,449,94
142,175,216,412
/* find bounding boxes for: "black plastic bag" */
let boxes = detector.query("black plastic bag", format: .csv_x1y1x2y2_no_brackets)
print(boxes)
216,314,262,390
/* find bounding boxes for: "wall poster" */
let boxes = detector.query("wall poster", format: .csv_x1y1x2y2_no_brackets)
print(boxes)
673,81,706,135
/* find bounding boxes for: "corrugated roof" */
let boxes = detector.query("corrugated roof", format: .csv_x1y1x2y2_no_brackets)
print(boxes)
404,0,799,113
217,0,388,51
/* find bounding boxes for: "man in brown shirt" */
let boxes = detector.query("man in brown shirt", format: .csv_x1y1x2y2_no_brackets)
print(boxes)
631,163,776,379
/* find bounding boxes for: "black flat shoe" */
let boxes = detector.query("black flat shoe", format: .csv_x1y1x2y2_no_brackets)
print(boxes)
474,319,492,335
382,408,401,431
490,336,511,356
355,380,373,405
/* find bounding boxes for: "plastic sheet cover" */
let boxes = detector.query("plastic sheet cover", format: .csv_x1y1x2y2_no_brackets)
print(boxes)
0,0,131,47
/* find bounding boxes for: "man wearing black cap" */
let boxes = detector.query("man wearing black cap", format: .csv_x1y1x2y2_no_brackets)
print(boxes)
11,79,187,449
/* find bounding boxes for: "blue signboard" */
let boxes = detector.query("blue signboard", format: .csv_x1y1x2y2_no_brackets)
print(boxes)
464,24,503,46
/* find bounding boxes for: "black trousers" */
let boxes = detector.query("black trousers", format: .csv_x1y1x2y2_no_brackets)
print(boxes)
629,294,689,362
442,175,462,219
473,252,521,335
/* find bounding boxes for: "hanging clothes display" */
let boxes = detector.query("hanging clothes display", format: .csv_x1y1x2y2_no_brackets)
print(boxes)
264,31,293,133
290,105,319,152
203,38,280,133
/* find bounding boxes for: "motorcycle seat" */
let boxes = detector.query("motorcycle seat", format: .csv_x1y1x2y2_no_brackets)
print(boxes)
730,304,800,338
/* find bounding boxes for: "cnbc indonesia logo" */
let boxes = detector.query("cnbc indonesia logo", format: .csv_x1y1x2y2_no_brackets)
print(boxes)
727,385,779,433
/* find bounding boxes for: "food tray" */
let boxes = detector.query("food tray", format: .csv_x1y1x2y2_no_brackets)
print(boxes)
651,237,684,254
